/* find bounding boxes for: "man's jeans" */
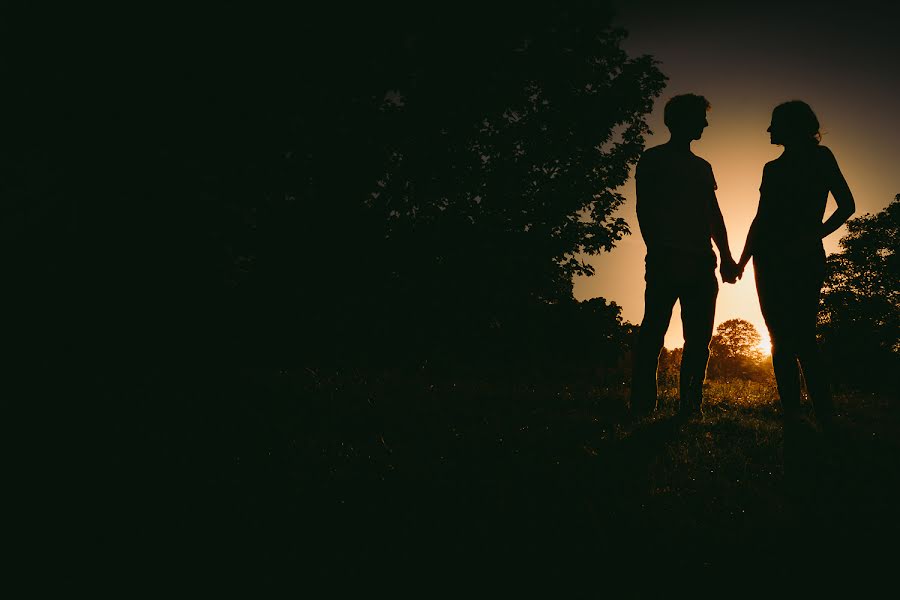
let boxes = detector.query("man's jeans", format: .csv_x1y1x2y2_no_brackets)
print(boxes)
630,257,718,414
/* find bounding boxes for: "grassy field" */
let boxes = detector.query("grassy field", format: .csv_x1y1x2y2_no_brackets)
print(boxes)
178,369,899,591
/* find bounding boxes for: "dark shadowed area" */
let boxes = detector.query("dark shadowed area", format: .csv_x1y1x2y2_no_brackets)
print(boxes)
6,3,897,592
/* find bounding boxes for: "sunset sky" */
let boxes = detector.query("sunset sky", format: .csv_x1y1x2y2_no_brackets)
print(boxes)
573,0,900,350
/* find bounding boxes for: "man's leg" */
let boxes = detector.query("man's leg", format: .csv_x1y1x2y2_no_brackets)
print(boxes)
679,271,718,414
630,274,678,416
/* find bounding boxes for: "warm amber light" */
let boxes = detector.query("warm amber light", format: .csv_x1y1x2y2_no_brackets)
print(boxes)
573,104,873,351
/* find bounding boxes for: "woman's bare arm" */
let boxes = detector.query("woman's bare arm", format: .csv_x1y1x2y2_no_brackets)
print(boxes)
820,147,856,238
737,211,760,273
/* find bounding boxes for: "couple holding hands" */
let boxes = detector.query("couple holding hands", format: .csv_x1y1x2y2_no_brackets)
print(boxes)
630,94,856,432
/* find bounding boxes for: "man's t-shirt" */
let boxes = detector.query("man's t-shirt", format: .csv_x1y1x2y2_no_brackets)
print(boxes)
635,144,717,270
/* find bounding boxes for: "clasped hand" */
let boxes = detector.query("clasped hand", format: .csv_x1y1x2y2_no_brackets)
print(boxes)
720,257,744,284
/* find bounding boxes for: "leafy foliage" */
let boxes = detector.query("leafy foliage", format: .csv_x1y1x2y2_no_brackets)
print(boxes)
0,6,665,369
227,3,668,363
819,195,900,388
658,319,771,386
659,320,770,384
707,319,769,381
657,347,684,386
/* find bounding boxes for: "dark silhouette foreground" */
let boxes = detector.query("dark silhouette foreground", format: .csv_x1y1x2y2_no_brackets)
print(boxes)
630,94,738,419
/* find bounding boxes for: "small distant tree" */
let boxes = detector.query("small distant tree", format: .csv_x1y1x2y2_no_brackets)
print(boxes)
708,319,766,381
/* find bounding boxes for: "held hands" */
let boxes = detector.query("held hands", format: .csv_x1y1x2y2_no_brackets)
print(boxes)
720,256,744,284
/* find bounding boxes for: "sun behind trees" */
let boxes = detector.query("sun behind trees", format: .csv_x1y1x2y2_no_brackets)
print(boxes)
660,319,771,384
707,319,771,382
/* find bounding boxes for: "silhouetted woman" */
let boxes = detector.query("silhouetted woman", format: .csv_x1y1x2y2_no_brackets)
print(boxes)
736,101,855,430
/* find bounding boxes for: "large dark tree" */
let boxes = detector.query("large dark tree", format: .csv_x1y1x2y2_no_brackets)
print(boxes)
251,3,668,362
2,5,666,365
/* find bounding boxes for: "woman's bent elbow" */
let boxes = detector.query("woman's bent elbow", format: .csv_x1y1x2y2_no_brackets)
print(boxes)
844,202,856,220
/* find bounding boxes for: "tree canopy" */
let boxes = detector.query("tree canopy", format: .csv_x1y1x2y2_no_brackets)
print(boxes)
708,319,767,381
0,4,667,367
229,3,668,362
819,194,900,388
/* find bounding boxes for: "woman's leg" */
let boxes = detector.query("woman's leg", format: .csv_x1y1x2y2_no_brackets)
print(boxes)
771,341,802,422
795,269,834,427
755,259,802,422
797,339,834,427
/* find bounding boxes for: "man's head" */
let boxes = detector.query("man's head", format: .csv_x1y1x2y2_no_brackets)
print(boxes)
664,94,711,140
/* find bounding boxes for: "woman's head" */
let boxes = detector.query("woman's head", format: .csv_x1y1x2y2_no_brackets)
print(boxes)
768,101,821,147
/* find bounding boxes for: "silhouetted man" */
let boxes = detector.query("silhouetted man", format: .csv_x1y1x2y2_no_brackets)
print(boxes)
630,94,738,418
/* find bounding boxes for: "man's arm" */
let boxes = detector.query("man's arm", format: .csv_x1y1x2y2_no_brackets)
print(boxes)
635,176,653,245
710,191,738,282
635,159,660,250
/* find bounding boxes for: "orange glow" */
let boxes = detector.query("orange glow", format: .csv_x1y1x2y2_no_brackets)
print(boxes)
572,3,900,352
573,102,889,350
757,332,772,356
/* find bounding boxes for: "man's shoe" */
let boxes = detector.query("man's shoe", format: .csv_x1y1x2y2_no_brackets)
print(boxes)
629,397,658,420
676,405,694,419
